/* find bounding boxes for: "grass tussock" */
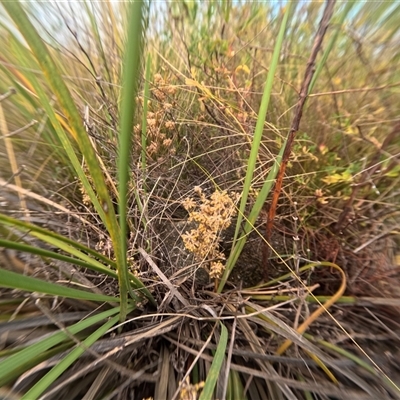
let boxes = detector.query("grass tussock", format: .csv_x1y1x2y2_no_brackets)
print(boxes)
0,1,400,399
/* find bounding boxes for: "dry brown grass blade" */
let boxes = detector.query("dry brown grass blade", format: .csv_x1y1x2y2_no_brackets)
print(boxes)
276,262,346,355
0,178,94,228
263,0,336,271
138,247,189,308
170,321,217,400
164,334,380,399
81,367,111,400
154,346,170,400
220,300,294,399
37,316,183,399
246,301,400,397
0,102,30,220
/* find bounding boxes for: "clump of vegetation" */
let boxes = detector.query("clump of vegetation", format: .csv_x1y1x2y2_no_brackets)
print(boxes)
182,187,238,280
0,1,399,399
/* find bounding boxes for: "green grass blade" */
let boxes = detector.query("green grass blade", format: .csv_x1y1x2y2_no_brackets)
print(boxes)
1,0,114,230
199,323,228,400
231,369,246,400
0,343,73,388
0,238,118,278
0,213,116,268
0,0,130,321
7,27,107,224
219,4,293,292
0,307,121,386
0,213,153,301
81,0,113,85
36,230,155,304
118,0,145,303
0,269,118,302
21,314,120,399
232,4,293,248
218,145,285,292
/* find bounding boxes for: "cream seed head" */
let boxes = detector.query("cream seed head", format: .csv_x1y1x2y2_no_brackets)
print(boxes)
181,189,238,280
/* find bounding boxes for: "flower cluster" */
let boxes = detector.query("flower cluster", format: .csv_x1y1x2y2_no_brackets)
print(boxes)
153,73,176,101
134,73,177,160
181,187,238,279
178,376,204,400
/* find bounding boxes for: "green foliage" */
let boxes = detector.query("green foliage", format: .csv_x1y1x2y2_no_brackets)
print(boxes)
199,323,228,400
0,307,123,387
